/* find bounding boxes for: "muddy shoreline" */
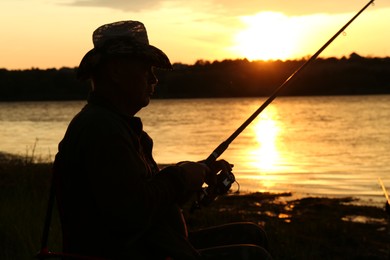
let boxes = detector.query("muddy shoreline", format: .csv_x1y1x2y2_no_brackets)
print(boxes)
185,192,390,259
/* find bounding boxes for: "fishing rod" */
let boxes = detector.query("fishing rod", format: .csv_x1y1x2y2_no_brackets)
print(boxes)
205,0,375,166
192,0,375,208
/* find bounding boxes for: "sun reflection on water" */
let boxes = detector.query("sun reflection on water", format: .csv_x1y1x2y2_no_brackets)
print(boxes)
249,106,281,171
251,118,280,171
241,106,287,189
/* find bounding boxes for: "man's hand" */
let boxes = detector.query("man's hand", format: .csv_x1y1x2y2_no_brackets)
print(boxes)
177,160,234,191
204,159,233,186
177,161,208,191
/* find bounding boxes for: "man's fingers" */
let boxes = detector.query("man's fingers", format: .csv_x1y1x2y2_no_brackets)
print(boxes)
212,159,234,173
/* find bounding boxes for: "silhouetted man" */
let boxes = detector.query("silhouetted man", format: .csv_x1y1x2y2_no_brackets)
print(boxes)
54,20,272,260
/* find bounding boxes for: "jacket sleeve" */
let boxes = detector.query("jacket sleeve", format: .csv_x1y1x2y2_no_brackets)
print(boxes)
84,124,187,231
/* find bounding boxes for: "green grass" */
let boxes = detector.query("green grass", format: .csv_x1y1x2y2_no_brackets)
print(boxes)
1,152,389,259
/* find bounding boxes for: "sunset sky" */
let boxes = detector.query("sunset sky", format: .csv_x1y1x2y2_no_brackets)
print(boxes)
1,0,389,70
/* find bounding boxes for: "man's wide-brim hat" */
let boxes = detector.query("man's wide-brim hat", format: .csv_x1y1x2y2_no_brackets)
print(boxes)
77,20,172,80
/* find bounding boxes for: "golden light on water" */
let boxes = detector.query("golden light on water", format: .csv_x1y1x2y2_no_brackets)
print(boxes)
240,105,290,189
238,103,316,191
250,115,280,172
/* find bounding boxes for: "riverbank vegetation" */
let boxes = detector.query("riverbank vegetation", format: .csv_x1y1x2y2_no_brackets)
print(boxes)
0,53,389,101
1,152,389,259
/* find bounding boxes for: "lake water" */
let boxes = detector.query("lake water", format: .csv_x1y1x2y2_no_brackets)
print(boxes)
1,95,389,206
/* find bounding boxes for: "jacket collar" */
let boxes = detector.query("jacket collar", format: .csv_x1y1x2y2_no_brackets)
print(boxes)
87,91,144,136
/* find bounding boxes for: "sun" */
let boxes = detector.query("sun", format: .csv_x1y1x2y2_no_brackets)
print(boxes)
232,12,301,61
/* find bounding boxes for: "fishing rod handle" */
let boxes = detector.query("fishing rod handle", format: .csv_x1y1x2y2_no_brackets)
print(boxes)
204,141,229,166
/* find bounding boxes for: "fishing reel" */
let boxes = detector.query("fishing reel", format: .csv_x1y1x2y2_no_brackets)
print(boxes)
190,168,236,212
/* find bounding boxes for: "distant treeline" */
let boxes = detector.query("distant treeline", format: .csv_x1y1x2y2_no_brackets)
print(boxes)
0,53,389,101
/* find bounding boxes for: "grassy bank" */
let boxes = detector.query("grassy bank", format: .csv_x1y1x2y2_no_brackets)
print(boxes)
0,153,62,259
1,152,389,259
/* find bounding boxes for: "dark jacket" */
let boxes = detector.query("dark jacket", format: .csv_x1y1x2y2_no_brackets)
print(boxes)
53,93,201,259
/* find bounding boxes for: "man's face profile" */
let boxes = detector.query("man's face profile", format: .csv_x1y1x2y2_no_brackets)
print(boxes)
109,58,158,111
